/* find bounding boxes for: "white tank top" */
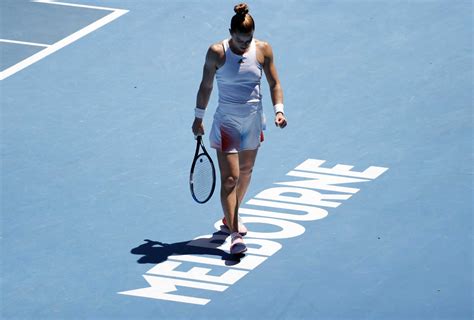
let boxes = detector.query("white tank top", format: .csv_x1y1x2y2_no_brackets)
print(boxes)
216,38,263,106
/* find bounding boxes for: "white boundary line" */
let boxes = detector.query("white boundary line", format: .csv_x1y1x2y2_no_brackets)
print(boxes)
0,1,129,81
33,0,127,11
0,39,50,47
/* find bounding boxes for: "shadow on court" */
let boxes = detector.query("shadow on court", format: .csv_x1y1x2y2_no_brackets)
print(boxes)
130,231,244,265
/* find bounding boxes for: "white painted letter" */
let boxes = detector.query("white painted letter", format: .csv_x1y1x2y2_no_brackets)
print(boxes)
295,159,388,179
242,238,283,256
214,216,305,239
118,275,227,305
241,199,328,221
145,260,247,285
255,187,351,208
189,234,282,257
277,171,369,193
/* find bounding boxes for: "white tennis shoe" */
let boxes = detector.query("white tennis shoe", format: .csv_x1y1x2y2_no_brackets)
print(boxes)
230,232,247,255
221,217,248,236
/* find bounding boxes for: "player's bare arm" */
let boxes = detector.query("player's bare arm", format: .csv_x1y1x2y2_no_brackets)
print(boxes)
192,44,224,136
258,40,287,128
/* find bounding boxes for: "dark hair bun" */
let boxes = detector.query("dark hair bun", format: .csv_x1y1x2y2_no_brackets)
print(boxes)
234,3,249,16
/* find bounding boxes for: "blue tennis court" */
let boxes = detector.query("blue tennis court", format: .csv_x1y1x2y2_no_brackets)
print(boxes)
1,0,472,319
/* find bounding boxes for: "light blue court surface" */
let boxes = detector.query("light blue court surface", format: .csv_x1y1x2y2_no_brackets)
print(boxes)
1,0,472,319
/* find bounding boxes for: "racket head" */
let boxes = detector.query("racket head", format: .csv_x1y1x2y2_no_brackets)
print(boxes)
190,150,216,204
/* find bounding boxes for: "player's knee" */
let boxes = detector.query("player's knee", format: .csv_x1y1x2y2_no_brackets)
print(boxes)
240,164,253,177
222,174,239,190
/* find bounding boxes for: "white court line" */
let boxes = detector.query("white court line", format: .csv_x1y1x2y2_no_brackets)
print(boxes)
0,39,50,47
0,1,129,81
33,0,127,11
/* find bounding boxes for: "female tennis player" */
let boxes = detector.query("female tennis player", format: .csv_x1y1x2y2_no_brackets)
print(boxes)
192,3,287,254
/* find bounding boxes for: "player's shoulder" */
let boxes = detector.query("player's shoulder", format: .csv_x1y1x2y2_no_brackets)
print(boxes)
204,41,225,67
255,39,273,55
208,41,225,58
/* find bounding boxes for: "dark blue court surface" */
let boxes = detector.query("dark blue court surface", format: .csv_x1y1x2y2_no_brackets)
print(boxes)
1,0,472,319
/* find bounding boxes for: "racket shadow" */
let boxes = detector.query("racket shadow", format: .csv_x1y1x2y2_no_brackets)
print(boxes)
130,231,245,265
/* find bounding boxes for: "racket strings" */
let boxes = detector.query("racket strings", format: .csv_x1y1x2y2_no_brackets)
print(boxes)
192,154,215,202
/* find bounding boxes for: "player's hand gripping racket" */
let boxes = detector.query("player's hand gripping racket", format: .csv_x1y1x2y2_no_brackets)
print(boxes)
189,135,216,203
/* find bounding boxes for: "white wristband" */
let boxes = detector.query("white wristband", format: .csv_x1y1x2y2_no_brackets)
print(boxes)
195,107,206,119
273,103,284,115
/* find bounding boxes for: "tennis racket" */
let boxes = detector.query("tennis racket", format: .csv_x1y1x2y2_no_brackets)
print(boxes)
189,135,216,204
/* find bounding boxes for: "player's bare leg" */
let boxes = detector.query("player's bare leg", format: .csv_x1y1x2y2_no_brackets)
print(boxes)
217,151,240,233
235,149,258,223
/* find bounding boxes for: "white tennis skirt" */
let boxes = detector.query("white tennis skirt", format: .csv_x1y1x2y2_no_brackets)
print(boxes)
209,102,266,153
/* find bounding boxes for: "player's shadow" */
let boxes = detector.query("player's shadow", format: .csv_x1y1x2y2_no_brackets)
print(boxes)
130,230,244,265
